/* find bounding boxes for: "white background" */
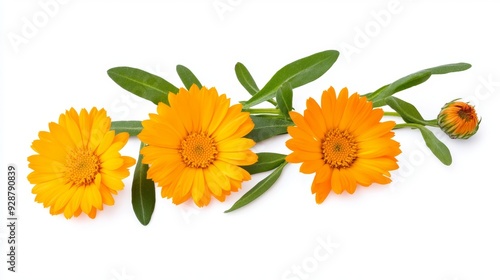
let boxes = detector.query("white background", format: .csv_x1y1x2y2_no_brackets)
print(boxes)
1,0,499,279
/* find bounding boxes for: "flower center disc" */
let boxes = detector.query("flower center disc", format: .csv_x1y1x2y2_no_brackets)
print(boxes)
457,106,474,121
65,148,100,186
180,132,218,168
321,129,358,168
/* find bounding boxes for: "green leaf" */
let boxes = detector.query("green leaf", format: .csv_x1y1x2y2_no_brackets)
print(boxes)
176,65,202,89
424,62,471,75
368,62,472,107
415,125,452,165
242,153,286,175
276,82,293,119
363,84,389,100
107,67,178,105
111,121,143,136
235,63,278,107
225,162,287,213
384,97,429,125
132,142,156,225
243,50,339,109
235,62,260,95
371,71,432,107
245,116,294,142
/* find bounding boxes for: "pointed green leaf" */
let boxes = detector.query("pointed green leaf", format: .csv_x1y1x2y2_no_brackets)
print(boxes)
111,121,143,136
235,62,260,95
276,83,293,119
176,65,202,89
415,125,452,165
424,62,471,75
364,84,389,100
368,62,472,107
242,153,286,174
107,67,178,105
243,50,339,109
235,63,278,107
384,97,430,125
225,162,287,213
132,142,156,225
371,71,432,107
245,116,294,142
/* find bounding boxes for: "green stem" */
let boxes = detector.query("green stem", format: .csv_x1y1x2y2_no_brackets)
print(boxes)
384,111,401,117
267,99,278,107
243,108,282,115
394,123,422,129
393,120,439,129
425,119,439,127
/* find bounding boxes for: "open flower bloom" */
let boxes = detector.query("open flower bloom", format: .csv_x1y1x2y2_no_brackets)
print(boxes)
27,108,136,219
286,87,401,203
437,100,480,139
138,85,257,207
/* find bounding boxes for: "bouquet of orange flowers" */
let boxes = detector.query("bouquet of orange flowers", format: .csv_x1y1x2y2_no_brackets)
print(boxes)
27,50,479,225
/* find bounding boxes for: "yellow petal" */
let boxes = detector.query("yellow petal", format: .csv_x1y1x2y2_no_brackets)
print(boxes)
173,167,195,202
207,95,230,135
331,168,343,194
69,187,85,215
49,122,76,149
289,111,320,141
99,185,115,206
304,97,327,137
81,187,92,214
101,158,124,170
191,168,206,205
64,113,84,148
200,87,218,131
213,160,245,181
331,88,349,128
299,159,324,174
101,173,125,191
321,88,335,129
339,168,357,194
218,138,255,152
95,131,115,156
205,164,231,192
52,185,77,212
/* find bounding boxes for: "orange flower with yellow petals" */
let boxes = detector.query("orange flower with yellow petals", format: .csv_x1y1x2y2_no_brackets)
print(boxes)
286,87,401,203
138,85,257,207
27,108,136,219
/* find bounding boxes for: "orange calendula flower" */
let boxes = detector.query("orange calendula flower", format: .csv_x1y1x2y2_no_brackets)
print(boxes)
27,108,136,219
437,100,480,139
286,87,401,203
138,85,257,207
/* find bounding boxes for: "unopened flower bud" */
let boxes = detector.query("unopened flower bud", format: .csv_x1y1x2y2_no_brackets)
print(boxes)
437,100,480,139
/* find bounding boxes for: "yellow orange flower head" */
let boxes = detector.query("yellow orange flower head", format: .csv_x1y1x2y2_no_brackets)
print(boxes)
437,100,480,139
138,85,257,207
27,108,136,219
285,87,401,203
